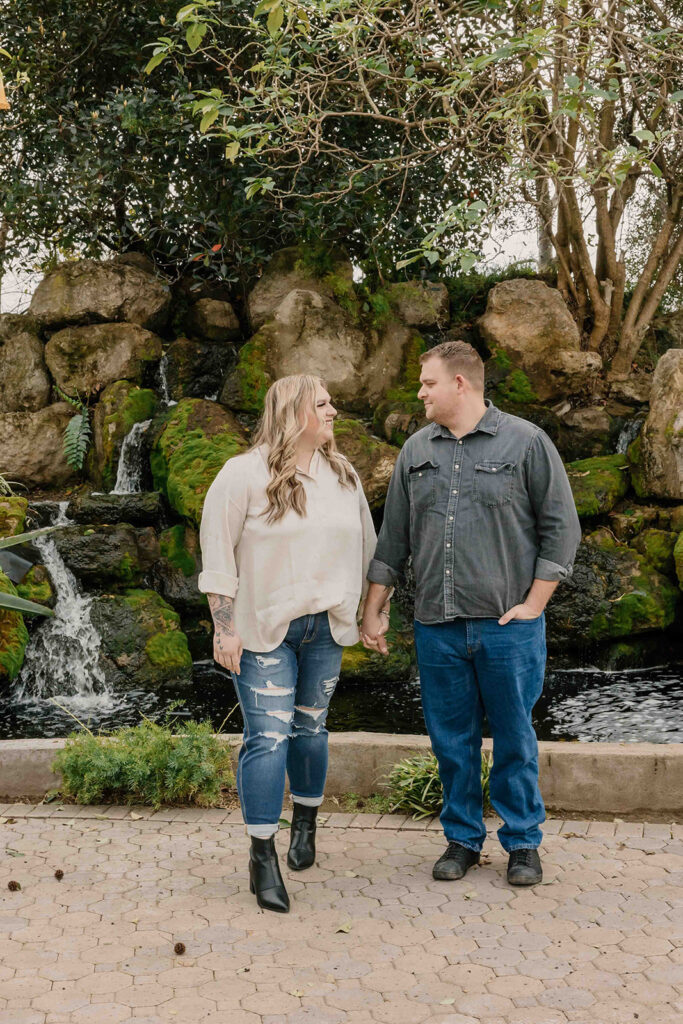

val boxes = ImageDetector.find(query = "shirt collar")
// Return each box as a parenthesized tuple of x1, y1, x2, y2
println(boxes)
(428, 400, 501, 440)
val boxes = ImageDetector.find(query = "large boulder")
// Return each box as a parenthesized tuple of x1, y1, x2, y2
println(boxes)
(0, 314, 51, 413)
(90, 588, 192, 690)
(546, 532, 679, 646)
(631, 528, 678, 579)
(628, 348, 683, 500)
(479, 279, 601, 401)
(52, 523, 159, 588)
(565, 454, 630, 517)
(385, 281, 449, 328)
(150, 399, 248, 527)
(45, 323, 162, 399)
(91, 381, 159, 492)
(372, 332, 427, 445)
(29, 258, 171, 331)
(153, 524, 207, 614)
(247, 245, 354, 330)
(0, 404, 77, 488)
(333, 416, 398, 509)
(0, 571, 29, 684)
(163, 336, 236, 402)
(185, 298, 240, 341)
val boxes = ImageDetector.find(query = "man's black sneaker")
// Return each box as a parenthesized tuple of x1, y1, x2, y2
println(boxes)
(432, 842, 480, 881)
(507, 848, 542, 886)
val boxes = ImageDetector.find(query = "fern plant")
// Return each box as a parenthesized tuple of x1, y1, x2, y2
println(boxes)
(56, 386, 92, 471)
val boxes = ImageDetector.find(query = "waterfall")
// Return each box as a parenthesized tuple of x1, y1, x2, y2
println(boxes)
(616, 418, 643, 454)
(14, 502, 110, 703)
(158, 351, 177, 407)
(112, 419, 152, 494)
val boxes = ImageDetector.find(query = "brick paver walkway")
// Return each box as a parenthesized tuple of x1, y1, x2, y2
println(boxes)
(1, 803, 682, 1024)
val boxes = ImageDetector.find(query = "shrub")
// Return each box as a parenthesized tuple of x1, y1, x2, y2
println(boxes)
(386, 750, 493, 819)
(52, 706, 235, 808)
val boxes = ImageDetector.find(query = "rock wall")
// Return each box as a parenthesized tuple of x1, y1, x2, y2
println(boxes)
(1, 250, 682, 689)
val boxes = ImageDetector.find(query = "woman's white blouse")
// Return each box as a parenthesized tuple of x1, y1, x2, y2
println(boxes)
(198, 445, 377, 652)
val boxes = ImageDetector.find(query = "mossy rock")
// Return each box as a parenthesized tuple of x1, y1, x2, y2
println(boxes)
(91, 380, 159, 491)
(631, 529, 678, 579)
(219, 331, 271, 415)
(91, 588, 192, 689)
(156, 524, 208, 613)
(341, 604, 415, 683)
(675, 532, 683, 590)
(333, 416, 398, 510)
(608, 505, 659, 542)
(52, 523, 157, 588)
(0, 496, 28, 537)
(565, 454, 630, 517)
(0, 570, 29, 683)
(15, 565, 54, 609)
(150, 398, 247, 527)
(546, 536, 679, 645)
(658, 505, 683, 533)
(372, 332, 427, 445)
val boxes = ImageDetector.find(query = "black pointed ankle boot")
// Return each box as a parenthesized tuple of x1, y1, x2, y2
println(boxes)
(249, 836, 290, 913)
(287, 802, 318, 871)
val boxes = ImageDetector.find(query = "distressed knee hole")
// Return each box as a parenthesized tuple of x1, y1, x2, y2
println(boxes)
(295, 706, 327, 720)
(256, 730, 289, 751)
(250, 679, 294, 697)
(265, 710, 294, 724)
(321, 676, 339, 695)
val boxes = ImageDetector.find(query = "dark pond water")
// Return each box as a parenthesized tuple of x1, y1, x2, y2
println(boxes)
(2, 656, 682, 743)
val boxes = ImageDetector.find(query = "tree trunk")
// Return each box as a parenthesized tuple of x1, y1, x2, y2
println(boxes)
(536, 176, 554, 272)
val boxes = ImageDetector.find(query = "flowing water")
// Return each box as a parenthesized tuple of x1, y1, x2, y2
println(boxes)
(616, 417, 643, 454)
(111, 419, 152, 494)
(157, 351, 177, 407)
(12, 503, 111, 717)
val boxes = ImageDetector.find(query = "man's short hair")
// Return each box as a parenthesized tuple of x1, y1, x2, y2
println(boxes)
(420, 340, 485, 391)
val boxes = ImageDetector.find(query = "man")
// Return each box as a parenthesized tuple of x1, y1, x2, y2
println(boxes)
(361, 341, 581, 886)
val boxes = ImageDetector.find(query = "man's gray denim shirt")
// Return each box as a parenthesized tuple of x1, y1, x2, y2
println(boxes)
(368, 401, 582, 623)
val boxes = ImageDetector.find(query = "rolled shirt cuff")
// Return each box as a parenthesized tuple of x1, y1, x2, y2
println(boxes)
(197, 569, 238, 598)
(367, 558, 400, 587)
(534, 556, 574, 582)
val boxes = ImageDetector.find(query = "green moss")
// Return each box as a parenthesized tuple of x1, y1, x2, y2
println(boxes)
(160, 525, 196, 577)
(675, 532, 683, 590)
(341, 605, 415, 682)
(587, 548, 679, 640)
(323, 270, 361, 321)
(608, 505, 659, 541)
(0, 497, 28, 538)
(631, 529, 677, 578)
(660, 505, 683, 533)
(566, 454, 631, 517)
(145, 630, 193, 671)
(15, 566, 54, 608)
(491, 346, 512, 372)
(228, 332, 271, 415)
(116, 552, 138, 585)
(372, 332, 427, 442)
(496, 368, 538, 405)
(151, 399, 247, 527)
(0, 571, 29, 682)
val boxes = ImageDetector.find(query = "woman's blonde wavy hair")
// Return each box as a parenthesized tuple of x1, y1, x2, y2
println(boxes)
(250, 374, 357, 523)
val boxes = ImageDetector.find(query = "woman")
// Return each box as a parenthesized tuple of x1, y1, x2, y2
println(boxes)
(198, 374, 378, 913)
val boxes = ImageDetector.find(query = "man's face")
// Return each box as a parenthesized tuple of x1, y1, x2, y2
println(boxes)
(417, 356, 462, 423)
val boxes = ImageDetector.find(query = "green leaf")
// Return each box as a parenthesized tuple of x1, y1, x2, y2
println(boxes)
(144, 53, 166, 75)
(224, 140, 240, 161)
(186, 21, 207, 52)
(0, 591, 54, 617)
(0, 526, 61, 550)
(199, 108, 220, 132)
(565, 74, 580, 90)
(633, 128, 655, 142)
(255, 0, 281, 13)
(669, 91, 683, 103)
(267, 4, 284, 36)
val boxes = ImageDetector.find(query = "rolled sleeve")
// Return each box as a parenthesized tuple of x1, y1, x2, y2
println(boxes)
(368, 447, 411, 584)
(526, 431, 581, 583)
(197, 465, 247, 599)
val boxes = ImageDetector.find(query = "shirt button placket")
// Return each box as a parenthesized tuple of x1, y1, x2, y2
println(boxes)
(444, 442, 461, 618)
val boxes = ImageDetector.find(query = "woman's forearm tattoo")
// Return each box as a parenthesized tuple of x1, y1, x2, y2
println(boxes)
(207, 594, 236, 636)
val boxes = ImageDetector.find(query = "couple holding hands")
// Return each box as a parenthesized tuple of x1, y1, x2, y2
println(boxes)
(198, 340, 581, 913)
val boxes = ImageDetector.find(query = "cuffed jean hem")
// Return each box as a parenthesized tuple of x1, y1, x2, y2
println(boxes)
(246, 823, 279, 839)
(503, 841, 542, 853)
(291, 793, 324, 807)
(444, 837, 483, 853)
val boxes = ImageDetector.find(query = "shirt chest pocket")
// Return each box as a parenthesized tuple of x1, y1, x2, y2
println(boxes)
(473, 461, 516, 508)
(408, 460, 439, 510)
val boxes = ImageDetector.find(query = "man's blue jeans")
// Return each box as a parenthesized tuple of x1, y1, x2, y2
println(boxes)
(414, 615, 546, 853)
(231, 612, 343, 835)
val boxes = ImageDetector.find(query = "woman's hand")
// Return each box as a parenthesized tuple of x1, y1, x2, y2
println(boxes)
(360, 600, 391, 655)
(214, 629, 243, 674)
